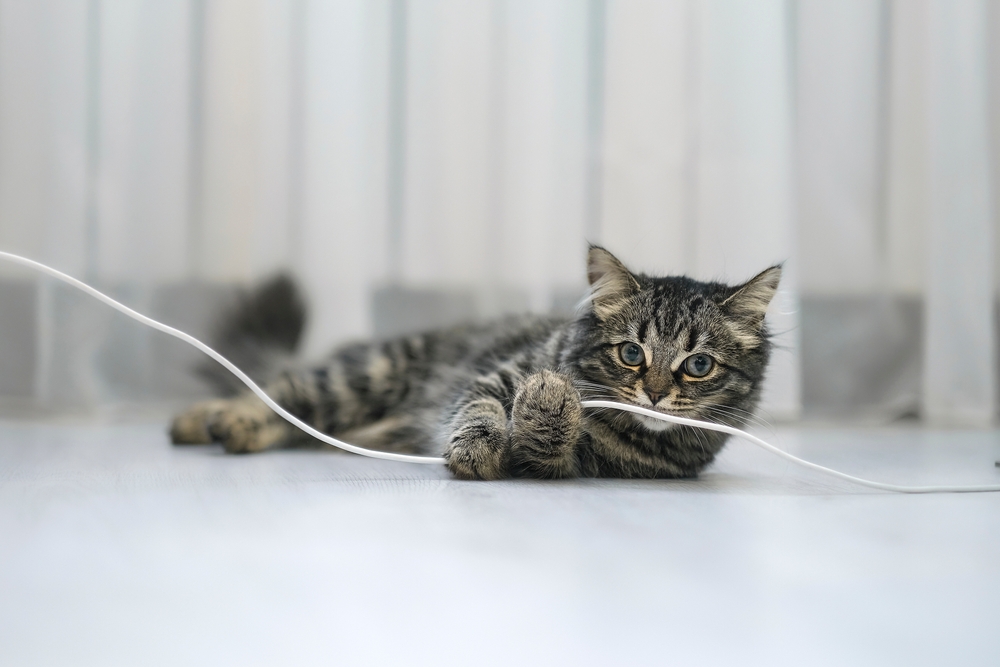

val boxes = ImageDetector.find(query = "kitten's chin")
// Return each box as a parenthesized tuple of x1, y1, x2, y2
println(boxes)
(634, 414, 676, 432)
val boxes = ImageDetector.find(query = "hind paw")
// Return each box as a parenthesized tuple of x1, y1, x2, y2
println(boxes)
(170, 398, 287, 453)
(170, 400, 227, 445)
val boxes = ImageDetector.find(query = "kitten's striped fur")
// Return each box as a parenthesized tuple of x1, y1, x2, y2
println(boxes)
(171, 246, 781, 480)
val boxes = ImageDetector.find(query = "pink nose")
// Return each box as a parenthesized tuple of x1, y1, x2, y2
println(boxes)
(646, 390, 663, 405)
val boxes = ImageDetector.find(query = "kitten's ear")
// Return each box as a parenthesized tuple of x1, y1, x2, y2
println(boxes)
(719, 265, 782, 327)
(586, 246, 640, 319)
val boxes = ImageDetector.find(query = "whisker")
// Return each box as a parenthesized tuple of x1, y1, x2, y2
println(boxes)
(704, 405, 772, 430)
(699, 401, 766, 422)
(699, 406, 758, 428)
(688, 424, 709, 458)
(708, 401, 779, 430)
(699, 404, 776, 436)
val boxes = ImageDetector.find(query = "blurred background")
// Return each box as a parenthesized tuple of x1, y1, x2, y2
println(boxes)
(0, 0, 996, 426)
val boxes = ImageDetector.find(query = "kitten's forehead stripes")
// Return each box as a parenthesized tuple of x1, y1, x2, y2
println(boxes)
(685, 328, 699, 353)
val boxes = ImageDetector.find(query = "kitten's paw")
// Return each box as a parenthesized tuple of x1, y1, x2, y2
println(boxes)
(207, 399, 288, 453)
(510, 370, 582, 478)
(170, 398, 286, 453)
(170, 400, 228, 445)
(444, 398, 509, 480)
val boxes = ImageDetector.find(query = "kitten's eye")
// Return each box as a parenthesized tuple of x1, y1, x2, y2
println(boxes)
(683, 354, 714, 378)
(618, 342, 645, 366)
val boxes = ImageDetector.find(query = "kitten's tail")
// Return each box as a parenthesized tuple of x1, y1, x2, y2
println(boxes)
(196, 274, 307, 396)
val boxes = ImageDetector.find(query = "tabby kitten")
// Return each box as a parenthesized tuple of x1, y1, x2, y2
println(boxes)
(171, 246, 781, 480)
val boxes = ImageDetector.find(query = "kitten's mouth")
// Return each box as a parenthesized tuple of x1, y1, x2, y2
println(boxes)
(635, 414, 675, 432)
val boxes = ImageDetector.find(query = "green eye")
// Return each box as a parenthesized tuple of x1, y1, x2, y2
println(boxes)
(618, 342, 645, 366)
(683, 354, 714, 378)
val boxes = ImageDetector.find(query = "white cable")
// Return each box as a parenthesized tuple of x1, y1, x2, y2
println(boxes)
(581, 400, 1000, 494)
(0, 251, 444, 465)
(3, 250, 999, 492)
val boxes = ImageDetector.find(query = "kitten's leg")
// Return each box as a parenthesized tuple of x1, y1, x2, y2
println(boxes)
(170, 395, 293, 453)
(444, 361, 531, 479)
(508, 370, 582, 479)
(169, 368, 322, 453)
(444, 395, 510, 480)
(171, 339, 418, 453)
(444, 368, 584, 480)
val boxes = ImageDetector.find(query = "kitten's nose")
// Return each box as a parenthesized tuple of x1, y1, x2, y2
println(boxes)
(646, 390, 663, 405)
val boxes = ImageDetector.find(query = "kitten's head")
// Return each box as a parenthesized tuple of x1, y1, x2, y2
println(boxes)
(570, 246, 781, 431)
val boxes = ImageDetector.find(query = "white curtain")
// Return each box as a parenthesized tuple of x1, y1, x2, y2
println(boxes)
(0, 0, 995, 425)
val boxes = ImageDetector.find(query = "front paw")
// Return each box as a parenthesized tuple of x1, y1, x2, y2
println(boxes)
(444, 399, 509, 480)
(509, 371, 581, 478)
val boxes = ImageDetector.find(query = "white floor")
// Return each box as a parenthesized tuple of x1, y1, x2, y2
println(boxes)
(1, 419, 999, 666)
